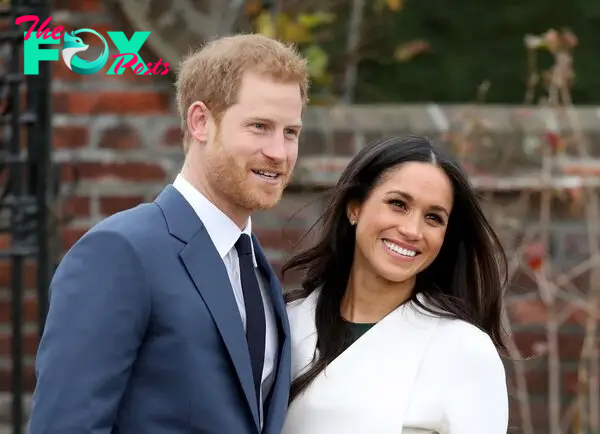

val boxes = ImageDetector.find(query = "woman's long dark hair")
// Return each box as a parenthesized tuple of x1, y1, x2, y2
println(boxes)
(281, 135, 508, 402)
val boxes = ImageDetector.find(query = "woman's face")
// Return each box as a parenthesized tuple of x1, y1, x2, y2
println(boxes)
(348, 162, 454, 285)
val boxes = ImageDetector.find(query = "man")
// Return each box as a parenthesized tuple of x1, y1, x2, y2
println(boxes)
(28, 34, 309, 434)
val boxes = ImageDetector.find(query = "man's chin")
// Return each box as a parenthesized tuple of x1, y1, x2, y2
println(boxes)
(247, 191, 284, 211)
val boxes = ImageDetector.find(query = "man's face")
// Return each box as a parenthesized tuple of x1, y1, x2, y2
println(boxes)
(199, 72, 303, 221)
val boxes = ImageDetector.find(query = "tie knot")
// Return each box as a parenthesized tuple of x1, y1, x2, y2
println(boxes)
(235, 233, 253, 256)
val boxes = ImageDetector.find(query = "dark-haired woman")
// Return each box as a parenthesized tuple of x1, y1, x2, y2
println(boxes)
(281, 136, 509, 434)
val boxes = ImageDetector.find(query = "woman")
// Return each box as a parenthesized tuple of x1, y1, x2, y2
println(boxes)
(280, 135, 509, 434)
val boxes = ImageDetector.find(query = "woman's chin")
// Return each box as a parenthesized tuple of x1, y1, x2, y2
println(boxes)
(376, 266, 418, 286)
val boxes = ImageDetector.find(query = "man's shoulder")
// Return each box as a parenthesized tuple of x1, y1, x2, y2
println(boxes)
(81, 201, 167, 247)
(98, 199, 160, 226)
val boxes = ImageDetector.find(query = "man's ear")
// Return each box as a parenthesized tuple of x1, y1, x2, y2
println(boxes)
(187, 101, 211, 145)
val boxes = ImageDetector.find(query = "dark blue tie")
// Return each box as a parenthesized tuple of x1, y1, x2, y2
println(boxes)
(235, 234, 266, 408)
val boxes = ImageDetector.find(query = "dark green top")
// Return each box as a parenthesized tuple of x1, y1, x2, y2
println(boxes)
(343, 320, 377, 350)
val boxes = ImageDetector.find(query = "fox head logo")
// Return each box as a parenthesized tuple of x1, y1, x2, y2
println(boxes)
(61, 32, 88, 71)
(61, 29, 108, 75)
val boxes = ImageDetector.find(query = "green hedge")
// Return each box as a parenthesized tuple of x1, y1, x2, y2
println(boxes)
(326, 0, 600, 104)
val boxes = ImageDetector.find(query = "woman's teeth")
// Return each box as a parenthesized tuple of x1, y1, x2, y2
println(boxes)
(383, 240, 417, 257)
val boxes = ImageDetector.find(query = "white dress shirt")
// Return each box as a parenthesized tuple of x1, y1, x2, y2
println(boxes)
(173, 174, 278, 426)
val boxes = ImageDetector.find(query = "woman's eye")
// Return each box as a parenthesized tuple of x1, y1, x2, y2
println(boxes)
(389, 199, 407, 210)
(426, 214, 444, 224)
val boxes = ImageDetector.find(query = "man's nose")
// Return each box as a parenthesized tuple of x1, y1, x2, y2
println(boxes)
(262, 134, 287, 161)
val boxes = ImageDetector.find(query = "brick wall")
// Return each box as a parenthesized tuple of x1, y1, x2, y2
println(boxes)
(6, 0, 600, 430)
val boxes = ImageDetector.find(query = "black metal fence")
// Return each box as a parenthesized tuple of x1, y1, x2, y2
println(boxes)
(1, 0, 53, 431)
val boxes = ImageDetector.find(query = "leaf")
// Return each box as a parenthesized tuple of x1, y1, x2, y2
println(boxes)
(373, 0, 386, 12)
(524, 34, 544, 50)
(244, 0, 262, 16)
(255, 11, 276, 38)
(562, 30, 578, 48)
(386, 0, 404, 11)
(373, 0, 405, 12)
(543, 131, 566, 152)
(313, 71, 333, 87)
(538, 29, 560, 53)
(297, 12, 336, 28)
(525, 241, 546, 272)
(280, 17, 313, 43)
(567, 187, 584, 213)
(303, 45, 329, 80)
(393, 39, 430, 61)
(308, 94, 337, 106)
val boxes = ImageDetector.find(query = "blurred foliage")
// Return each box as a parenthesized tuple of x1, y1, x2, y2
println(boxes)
(245, 0, 429, 103)
(245, 0, 600, 104)
(252, 9, 335, 87)
(353, 0, 600, 104)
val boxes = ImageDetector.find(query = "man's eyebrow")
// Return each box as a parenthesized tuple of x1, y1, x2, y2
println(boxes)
(246, 117, 302, 128)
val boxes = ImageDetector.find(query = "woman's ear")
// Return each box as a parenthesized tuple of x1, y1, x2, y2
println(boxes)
(347, 201, 360, 226)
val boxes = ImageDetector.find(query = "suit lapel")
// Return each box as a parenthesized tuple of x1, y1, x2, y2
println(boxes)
(155, 186, 260, 429)
(253, 235, 288, 336)
(253, 236, 291, 432)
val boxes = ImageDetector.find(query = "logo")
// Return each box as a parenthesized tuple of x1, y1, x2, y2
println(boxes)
(62, 30, 108, 75)
(16, 15, 171, 76)
(114, 0, 215, 76)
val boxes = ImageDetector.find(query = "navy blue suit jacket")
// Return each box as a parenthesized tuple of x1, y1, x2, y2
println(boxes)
(28, 185, 292, 433)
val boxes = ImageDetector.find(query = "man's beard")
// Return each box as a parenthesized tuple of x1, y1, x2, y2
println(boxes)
(206, 137, 290, 213)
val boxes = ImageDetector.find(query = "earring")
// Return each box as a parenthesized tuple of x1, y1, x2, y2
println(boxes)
(350, 219, 356, 225)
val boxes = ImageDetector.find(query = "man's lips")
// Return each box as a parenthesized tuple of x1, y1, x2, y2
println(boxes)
(251, 169, 281, 179)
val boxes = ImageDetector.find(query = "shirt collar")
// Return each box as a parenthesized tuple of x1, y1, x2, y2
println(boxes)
(173, 174, 257, 266)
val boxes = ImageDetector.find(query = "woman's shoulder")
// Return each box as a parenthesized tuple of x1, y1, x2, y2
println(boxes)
(412, 295, 500, 358)
(414, 294, 497, 354)
(437, 316, 492, 340)
(432, 316, 504, 367)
